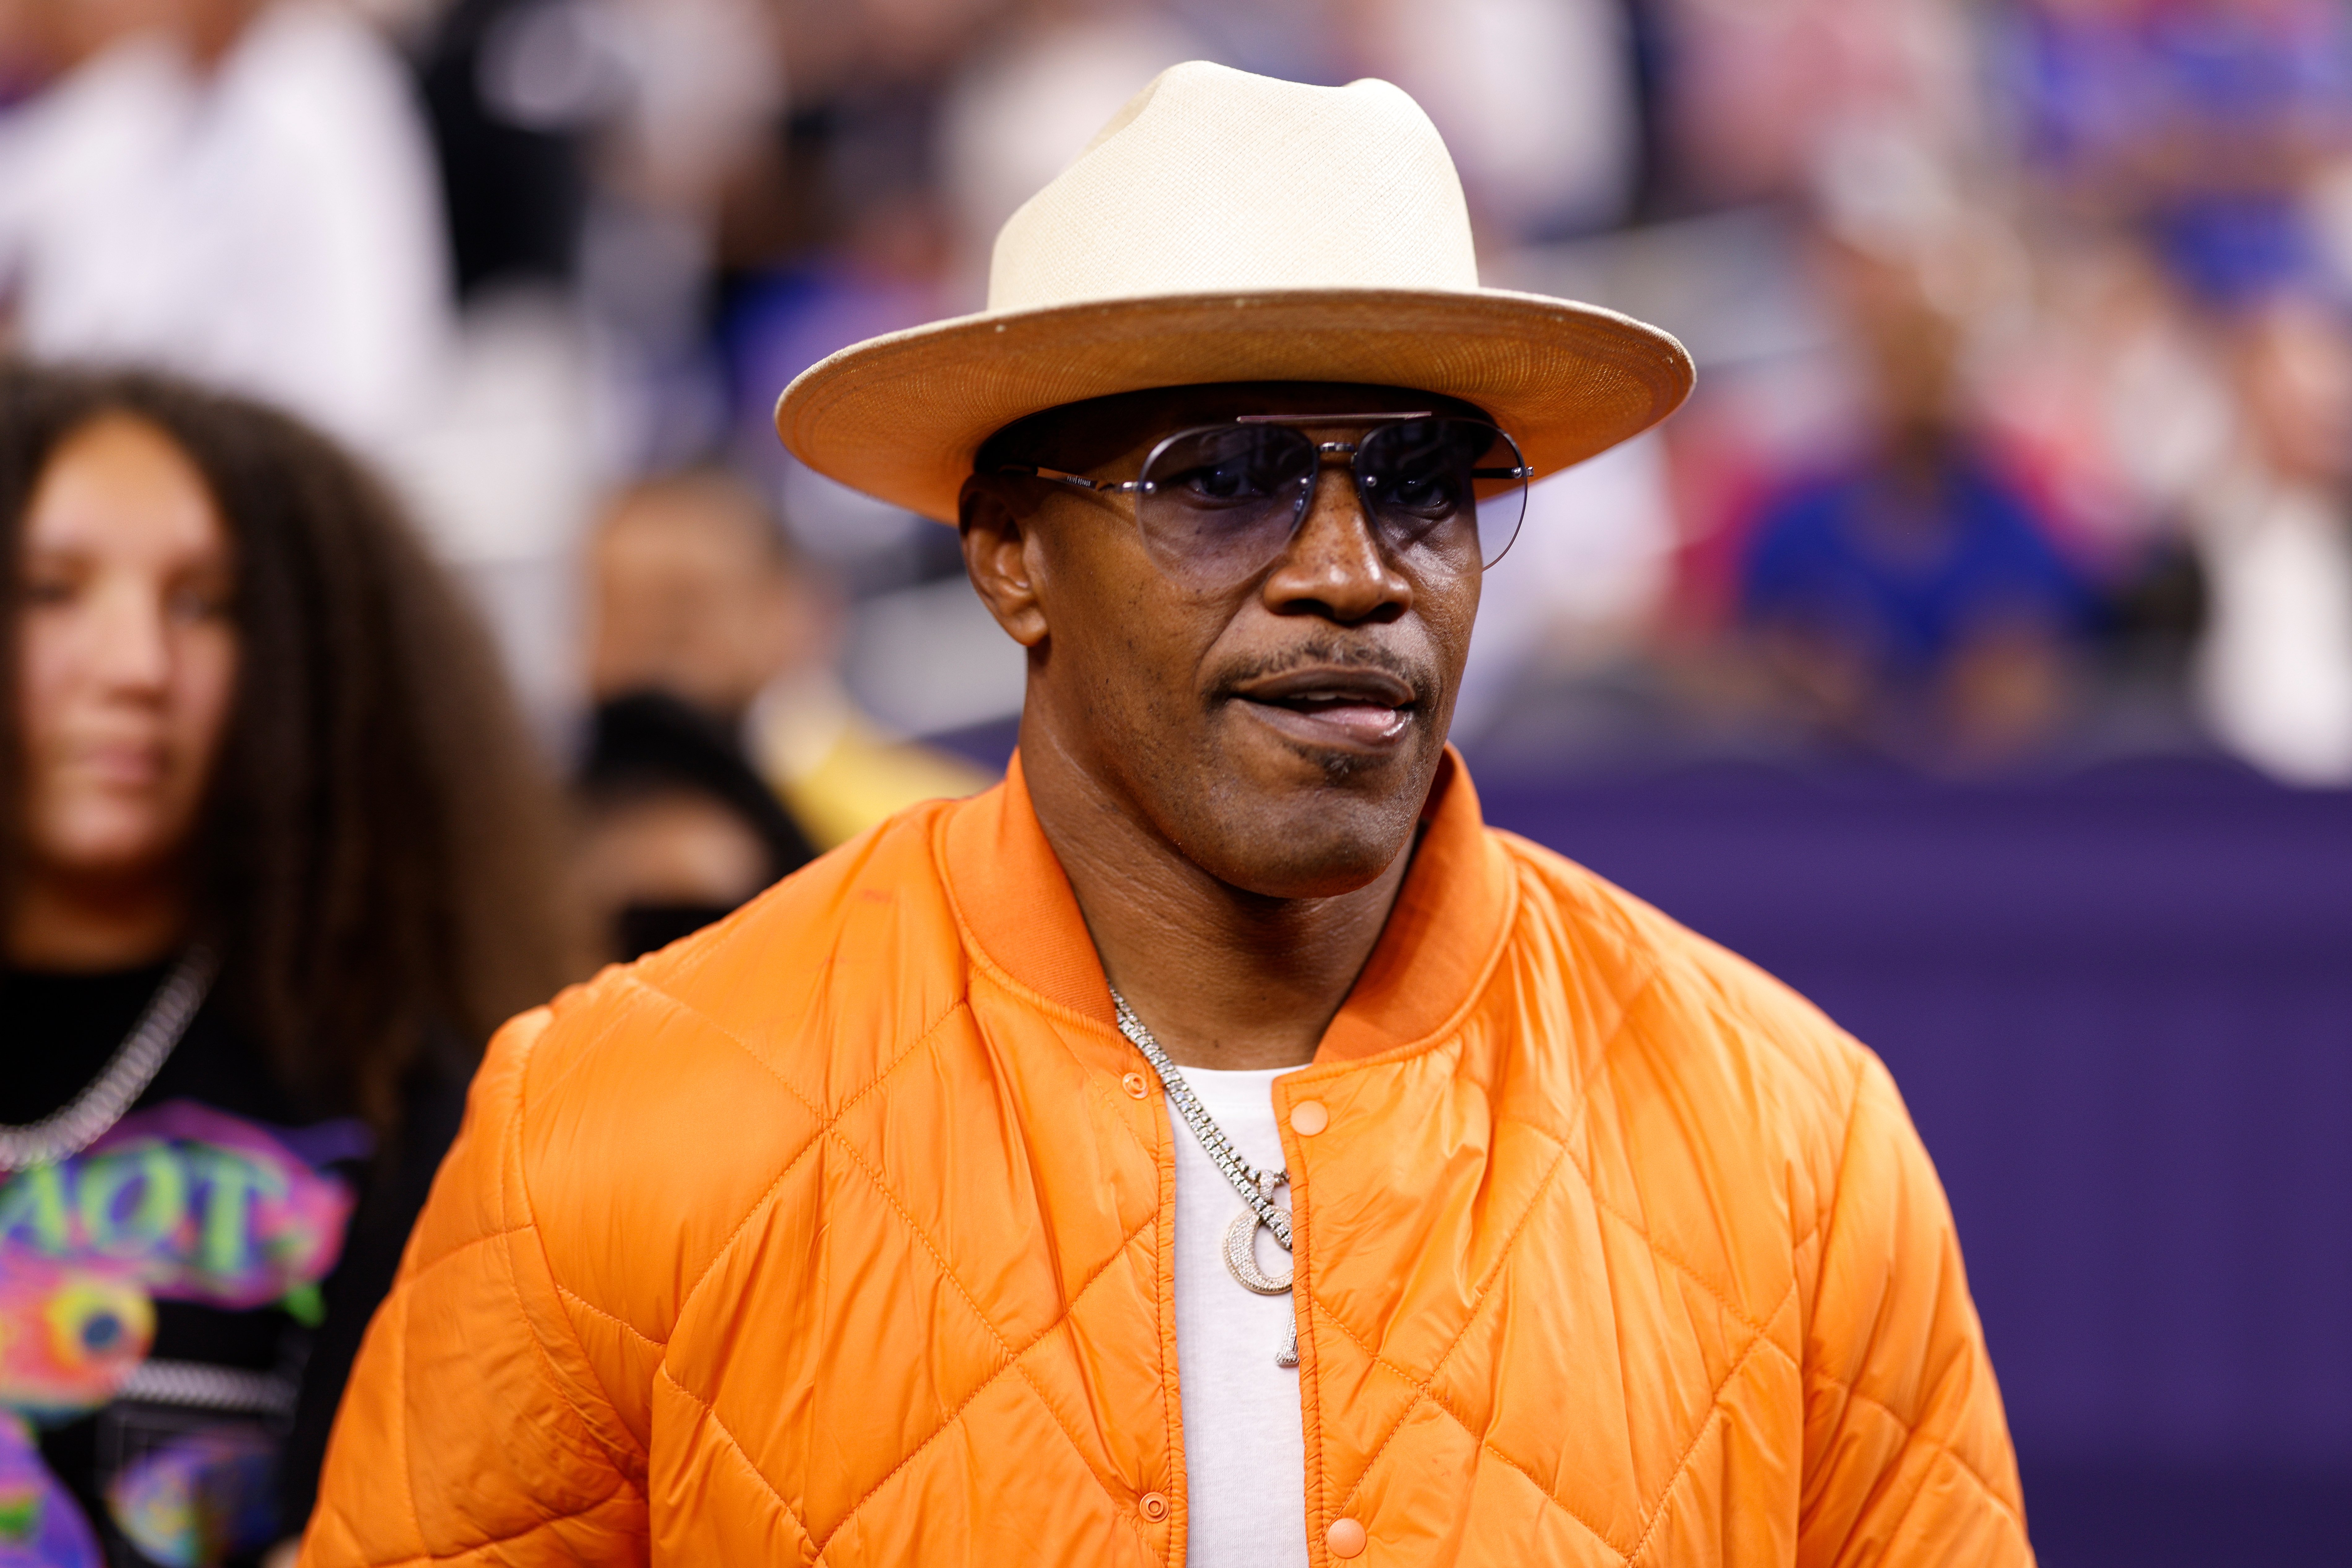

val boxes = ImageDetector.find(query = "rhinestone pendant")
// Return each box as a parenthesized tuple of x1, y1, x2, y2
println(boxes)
(1221, 1172, 1293, 1294)
(1219, 1171, 1301, 1366)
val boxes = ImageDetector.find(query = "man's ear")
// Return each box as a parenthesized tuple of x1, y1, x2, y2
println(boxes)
(959, 476, 1050, 649)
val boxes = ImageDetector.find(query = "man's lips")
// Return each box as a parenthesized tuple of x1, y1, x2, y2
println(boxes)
(1224, 665, 1419, 746)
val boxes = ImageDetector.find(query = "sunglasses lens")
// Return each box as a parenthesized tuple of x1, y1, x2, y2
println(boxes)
(1136, 425, 1316, 588)
(1356, 418, 1527, 569)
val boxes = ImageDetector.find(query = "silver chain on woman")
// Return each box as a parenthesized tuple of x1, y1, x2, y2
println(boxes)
(0, 946, 218, 1173)
(1111, 988, 1301, 1367)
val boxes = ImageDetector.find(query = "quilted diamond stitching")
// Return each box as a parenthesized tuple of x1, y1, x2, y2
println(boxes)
(391, 1222, 534, 1288)
(655, 1365, 820, 1548)
(1627, 1277, 1800, 1564)
(823, 1129, 1025, 1359)
(1468, 1434, 1628, 1558)
(659, 992, 973, 1333)
(1432, 1105, 1805, 1556)
(617, 963, 940, 1130)
(1344, 1272, 1800, 1565)
(1577, 1277, 1800, 1564)
(811, 1211, 1159, 1554)
(1321, 956, 1812, 1553)
(815, 1125, 1154, 1520)
(1309, 1297, 1628, 1557)
(1550, 1121, 1796, 1364)
(328, 1481, 646, 1568)
(1308, 1290, 1422, 1389)
(1316, 965, 1666, 1511)
(1326, 1134, 1577, 1511)
(1808, 1378, 2025, 1530)
(599, 927, 1164, 1554)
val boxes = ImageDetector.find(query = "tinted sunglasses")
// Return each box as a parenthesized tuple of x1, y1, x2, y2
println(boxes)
(998, 414, 1531, 593)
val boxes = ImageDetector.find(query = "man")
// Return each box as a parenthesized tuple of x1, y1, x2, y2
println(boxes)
(583, 468, 988, 850)
(303, 63, 2030, 1566)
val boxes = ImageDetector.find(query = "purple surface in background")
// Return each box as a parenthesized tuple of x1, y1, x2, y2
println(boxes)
(1476, 758, 2352, 1567)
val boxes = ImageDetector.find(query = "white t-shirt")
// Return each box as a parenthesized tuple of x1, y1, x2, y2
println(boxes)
(0, 3, 451, 460)
(1168, 1066, 1309, 1568)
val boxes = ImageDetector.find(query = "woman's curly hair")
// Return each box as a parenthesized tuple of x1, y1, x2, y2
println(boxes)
(0, 361, 582, 1131)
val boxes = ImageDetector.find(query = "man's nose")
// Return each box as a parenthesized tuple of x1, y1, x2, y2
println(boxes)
(1259, 456, 1412, 624)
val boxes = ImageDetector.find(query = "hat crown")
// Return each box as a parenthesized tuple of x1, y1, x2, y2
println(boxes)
(987, 61, 1481, 312)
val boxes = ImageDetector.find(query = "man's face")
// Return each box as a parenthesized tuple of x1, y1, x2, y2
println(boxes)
(961, 382, 1488, 900)
(587, 482, 826, 720)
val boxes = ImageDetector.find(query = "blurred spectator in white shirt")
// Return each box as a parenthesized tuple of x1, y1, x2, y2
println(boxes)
(0, 0, 452, 463)
(938, 2, 1204, 306)
(2193, 294, 2352, 785)
(1342, 0, 1639, 243)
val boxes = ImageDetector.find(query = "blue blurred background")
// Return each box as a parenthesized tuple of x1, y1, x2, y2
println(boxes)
(5, 0, 2348, 1560)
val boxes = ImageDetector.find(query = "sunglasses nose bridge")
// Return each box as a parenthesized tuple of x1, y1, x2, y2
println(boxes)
(1309, 440, 1368, 515)
(1288, 442, 1390, 563)
(1266, 435, 1366, 524)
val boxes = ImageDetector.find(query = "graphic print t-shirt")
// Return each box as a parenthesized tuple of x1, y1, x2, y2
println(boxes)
(0, 962, 465, 1568)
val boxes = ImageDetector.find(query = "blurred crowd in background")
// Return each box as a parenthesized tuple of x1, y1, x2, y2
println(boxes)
(6, 0, 2352, 956)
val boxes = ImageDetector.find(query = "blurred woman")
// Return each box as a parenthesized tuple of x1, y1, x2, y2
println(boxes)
(0, 364, 577, 1567)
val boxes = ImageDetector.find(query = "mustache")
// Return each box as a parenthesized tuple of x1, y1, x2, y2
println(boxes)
(1209, 637, 1433, 703)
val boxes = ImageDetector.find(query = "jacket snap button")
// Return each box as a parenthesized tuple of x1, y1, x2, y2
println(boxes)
(1139, 1491, 1169, 1522)
(1290, 1099, 1329, 1136)
(1326, 1516, 1367, 1557)
(1122, 1072, 1149, 1099)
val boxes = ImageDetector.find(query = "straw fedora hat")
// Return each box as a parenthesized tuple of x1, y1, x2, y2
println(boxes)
(775, 61, 1693, 524)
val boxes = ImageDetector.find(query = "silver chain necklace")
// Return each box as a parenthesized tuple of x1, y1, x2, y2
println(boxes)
(1111, 988, 1300, 1367)
(0, 946, 218, 1173)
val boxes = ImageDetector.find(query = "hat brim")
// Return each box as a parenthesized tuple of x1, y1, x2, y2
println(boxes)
(774, 287, 1694, 524)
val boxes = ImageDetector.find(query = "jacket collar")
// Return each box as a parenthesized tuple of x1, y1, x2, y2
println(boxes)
(939, 746, 1516, 1067)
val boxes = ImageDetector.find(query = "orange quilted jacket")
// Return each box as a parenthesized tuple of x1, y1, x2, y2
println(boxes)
(302, 754, 2030, 1566)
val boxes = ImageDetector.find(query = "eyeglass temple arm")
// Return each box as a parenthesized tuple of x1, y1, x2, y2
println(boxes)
(992, 464, 1145, 494)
